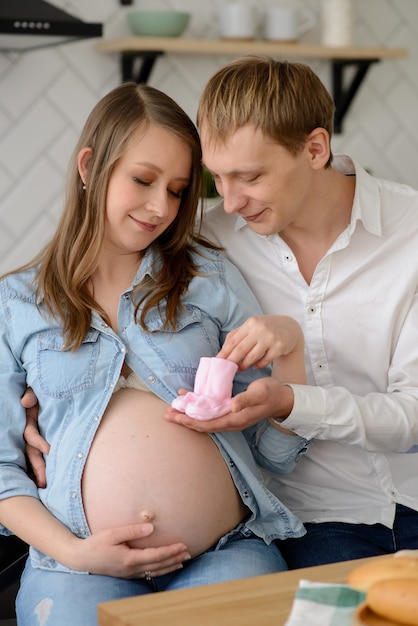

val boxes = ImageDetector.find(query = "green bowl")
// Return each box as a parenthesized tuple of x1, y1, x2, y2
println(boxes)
(127, 10, 191, 37)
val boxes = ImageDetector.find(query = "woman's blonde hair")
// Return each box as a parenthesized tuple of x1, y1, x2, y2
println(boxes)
(11, 83, 212, 350)
(197, 56, 335, 166)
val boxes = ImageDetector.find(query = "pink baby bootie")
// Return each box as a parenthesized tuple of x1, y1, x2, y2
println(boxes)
(171, 357, 238, 420)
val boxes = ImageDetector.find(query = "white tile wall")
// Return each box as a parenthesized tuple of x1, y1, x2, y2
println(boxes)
(0, 0, 417, 273)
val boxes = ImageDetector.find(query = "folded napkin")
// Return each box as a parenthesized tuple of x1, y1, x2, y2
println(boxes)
(284, 580, 366, 626)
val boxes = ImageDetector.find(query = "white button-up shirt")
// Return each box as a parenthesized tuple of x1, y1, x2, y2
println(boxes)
(202, 155, 418, 528)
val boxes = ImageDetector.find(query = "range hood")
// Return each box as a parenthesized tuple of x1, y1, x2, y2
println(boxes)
(0, 0, 102, 51)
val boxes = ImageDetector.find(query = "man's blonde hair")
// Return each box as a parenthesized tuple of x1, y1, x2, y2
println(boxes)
(197, 56, 335, 166)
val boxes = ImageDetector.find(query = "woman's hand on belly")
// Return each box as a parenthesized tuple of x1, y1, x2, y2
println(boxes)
(74, 522, 191, 578)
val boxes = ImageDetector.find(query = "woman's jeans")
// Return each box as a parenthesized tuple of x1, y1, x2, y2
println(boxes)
(16, 527, 285, 626)
(280, 504, 418, 569)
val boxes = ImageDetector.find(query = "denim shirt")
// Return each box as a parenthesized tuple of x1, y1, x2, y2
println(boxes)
(0, 245, 308, 573)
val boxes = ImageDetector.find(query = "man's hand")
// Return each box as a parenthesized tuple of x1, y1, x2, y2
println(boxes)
(217, 315, 304, 371)
(22, 388, 49, 488)
(165, 377, 294, 432)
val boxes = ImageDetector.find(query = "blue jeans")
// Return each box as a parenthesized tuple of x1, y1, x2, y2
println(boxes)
(279, 504, 418, 569)
(16, 527, 285, 626)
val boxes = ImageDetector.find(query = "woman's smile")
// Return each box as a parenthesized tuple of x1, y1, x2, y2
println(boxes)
(129, 215, 159, 232)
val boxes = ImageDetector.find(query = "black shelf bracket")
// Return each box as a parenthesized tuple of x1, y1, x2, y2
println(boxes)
(121, 51, 164, 83)
(332, 58, 380, 133)
(120, 52, 381, 133)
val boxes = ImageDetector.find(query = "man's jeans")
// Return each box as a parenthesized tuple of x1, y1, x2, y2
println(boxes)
(279, 504, 418, 569)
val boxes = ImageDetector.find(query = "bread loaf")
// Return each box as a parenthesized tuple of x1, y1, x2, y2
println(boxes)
(347, 556, 418, 591)
(367, 578, 418, 626)
(349, 556, 418, 625)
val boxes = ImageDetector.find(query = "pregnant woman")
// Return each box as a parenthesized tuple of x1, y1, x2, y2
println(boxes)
(0, 83, 308, 626)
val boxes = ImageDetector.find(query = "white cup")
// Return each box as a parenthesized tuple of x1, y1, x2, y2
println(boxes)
(321, 0, 352, 47)
(218, 3, 258, 40)
(264, 7, 316, 42)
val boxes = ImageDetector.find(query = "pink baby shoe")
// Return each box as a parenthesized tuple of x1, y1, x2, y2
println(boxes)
(171, 357, 238, 420)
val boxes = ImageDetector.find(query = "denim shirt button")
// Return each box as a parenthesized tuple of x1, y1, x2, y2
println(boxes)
(71, 492, 77, 499)
(229, 460, 235, 467)
(243, 491, 250, 498)
(77, 453, 83, 459)
(79, 528, 86, 535)
(148, 376, 156, 384)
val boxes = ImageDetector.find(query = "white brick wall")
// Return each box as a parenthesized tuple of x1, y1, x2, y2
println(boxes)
(0, 0, 417, 272)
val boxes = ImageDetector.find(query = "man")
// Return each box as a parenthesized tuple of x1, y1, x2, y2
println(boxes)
(167, 56, 418, 568)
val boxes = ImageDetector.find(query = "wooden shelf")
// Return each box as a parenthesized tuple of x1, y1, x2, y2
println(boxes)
(96, 37, 408, 132)
(96, 37, 406, 59)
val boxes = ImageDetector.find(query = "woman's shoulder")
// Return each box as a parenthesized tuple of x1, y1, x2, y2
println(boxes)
(188, 244, 258, 310)
(190, 243, 233, 270)
(191, 243, 249, 283)
(0, 266, 39, 301)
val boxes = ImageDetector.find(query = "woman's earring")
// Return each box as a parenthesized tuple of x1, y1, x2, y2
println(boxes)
(82, 183, 86, 190)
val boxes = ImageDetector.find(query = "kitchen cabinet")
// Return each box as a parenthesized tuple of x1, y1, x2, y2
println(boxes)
(96, 37, 407, 132)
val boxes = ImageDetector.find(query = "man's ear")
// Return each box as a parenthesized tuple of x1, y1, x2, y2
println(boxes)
(306, 128, 330, 170)
(78, 147, 93, 186)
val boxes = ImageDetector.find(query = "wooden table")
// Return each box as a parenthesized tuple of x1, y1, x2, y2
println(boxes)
(98, 556, 376, 626)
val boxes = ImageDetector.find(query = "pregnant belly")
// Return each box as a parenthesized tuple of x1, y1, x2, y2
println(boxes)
(82, 388, 248, 558)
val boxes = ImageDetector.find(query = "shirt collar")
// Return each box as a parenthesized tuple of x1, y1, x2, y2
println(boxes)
(233, 213, 248, 232)
(332, 154, 382, 237)
(131, 245, 162, 287)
